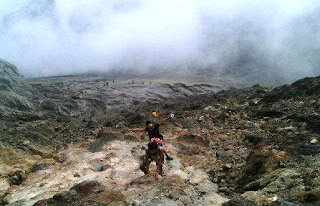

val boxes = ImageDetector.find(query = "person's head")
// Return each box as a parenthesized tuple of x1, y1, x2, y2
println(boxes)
(148, 141, 158, 150)
(146, 121, 153, 129)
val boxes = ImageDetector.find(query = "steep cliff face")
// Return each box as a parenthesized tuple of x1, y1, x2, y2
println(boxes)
(0, 59, 35, 116)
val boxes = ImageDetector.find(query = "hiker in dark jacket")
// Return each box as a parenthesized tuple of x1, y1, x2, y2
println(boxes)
(145, 120, 163, 140)
(129, 120, 173, 160)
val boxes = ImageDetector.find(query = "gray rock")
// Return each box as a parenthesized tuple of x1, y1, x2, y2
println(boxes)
(280, 201, 301, 206)
(70, 180, 104, 195)
(31, 162, 47, 173)
(222, 195, 255, 206)
(179, 196, 192, 205)
(52, 189, 78, 202)
(295, 142, 320, 155)
(0, 178, 10, 197)
(93, 162, 108, 172)
(8, 168, 27, 185)
(244, 135, 263, 145)
(87, 118, 98, 128)
(167, 158, 183, 170)
(5, 199, 27, 206)
(87, 133, 117, 152)
(216, 150, 226, 158)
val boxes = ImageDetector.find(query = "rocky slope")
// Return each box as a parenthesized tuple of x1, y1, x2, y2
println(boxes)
(0, 59, 36, 119)
(0, 59, 319, 206)
(0, 60, 230, 206)
(171, 77, 320, 206)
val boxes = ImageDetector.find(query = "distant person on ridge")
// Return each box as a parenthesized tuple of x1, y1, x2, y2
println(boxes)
(129, 119, 173, 160)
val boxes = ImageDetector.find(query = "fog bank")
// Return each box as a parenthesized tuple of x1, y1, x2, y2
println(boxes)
(0, 0, 319, 83)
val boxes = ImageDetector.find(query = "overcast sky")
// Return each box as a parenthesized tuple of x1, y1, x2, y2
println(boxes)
(0, 0, 319, 80)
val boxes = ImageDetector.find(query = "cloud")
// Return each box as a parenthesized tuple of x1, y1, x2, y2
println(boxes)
(0, 0, 319, 83)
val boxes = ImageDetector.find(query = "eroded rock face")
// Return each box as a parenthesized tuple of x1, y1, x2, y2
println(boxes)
(262, 76, 320, 103)
(0, 59, 36, 123)
(0, 59, 24, 90)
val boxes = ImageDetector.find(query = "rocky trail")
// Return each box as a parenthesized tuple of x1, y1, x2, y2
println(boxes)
(0, 59, 319, 206)
(2, 137, 228, 206)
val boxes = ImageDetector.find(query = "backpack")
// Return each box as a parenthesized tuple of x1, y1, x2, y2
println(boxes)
(149, 137, 163, 148)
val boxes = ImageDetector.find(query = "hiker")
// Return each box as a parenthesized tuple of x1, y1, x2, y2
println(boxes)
(140, 139, 164, 175)
(129, 120, 173, 160)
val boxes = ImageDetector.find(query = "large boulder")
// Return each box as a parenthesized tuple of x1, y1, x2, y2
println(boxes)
(33, 180, 128, 206)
